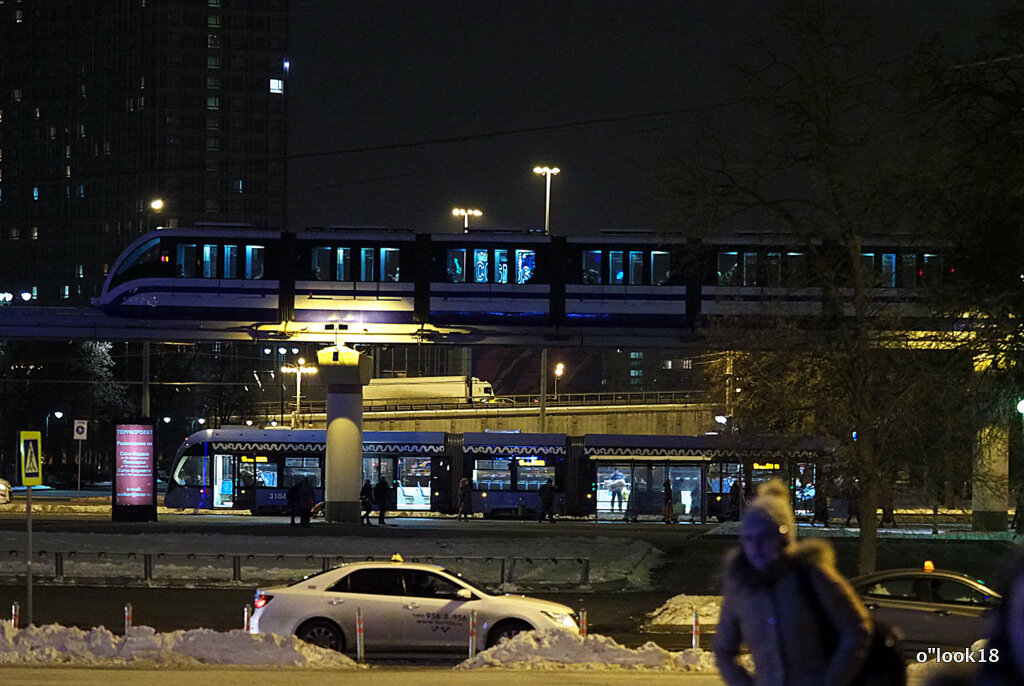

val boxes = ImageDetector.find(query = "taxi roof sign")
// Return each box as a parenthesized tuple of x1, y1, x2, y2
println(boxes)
(391, 553, 404, 563)
(20, 431, 43, 486)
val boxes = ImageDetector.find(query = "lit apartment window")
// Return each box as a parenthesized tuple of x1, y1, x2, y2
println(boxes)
(65, 145, 72, 159)
(32, 187, 39, 201)
(78, 184, 85, 198)
(206, 96, 219, 110)
(15, 9, 22, 23)
(48, 126, 56, 140)
(63, 286, 70, 299)
(77, 124, 86, 138)
(207, 76, 220, 90)
(77, 265, 84, 278)
(31, 287, 37, 300)
(206, 118, 220, 131)
(138, 96, 144, 109)
(80, 84, 86, 98)
(208, 0, 221, 7)
(34, 107, 40, 120)
(10, 228, 19, 240)
(269, 78, 284, 94)
(206, 137, 220, 151)
(12, 89, 21, 102)
(207, 34, 220, 48)
(236, 179, 243, 193)
(207, 56, 221, 69)
(208, 15, 220, 28)
(103, 141, 111, 155)
(65, 165, 71, 178)
(31, 227, 38, 240)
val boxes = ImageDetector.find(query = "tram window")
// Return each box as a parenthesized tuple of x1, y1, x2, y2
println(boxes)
(628, 251, 643, 285)
(311, 246, 331, 281)
(900, 254, 917, 288)
(473, 458, 510, 490)
(515, 249, 535, 284)
(495, 249, 508, 284)
(786, 252, 807, 287)
(609, 251, 624, 284)
(359, 247, 375, 281)
(202, 244, 219, 278)
(742, 252, 758, 286)
(245, 245, 265, 279)
(176, 243, 198, 278)
(174, 454, 208, 487)
(650, 251, 669, 285)
(517, 460, 554, 491)
(922, 254, 942, 286)
(256, 462, 278, 487)
(114, 238, 161, 277)
(717, 252, 738, 286)
(337, 247, 351, 281)
(765, 252, 781, 287)
(223, 245, 239, 278)
(582, 250, 602, 284)
(881, 253, 896, 288)
(380, 247, 400, 282)
(283, 457, 321, 487)
(860, 253, 876, 285)
(447, 249, 466, 283)
(473, 248, 489, 283)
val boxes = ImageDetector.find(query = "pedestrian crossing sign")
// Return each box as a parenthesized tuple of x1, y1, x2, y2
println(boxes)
(20, 431, 42, 486)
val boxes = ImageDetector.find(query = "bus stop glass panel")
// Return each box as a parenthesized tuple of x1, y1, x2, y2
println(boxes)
(245, 245, 264, 279)
(473, 249, 489, 283)
(213, 453, 234, 508)
(380, 247, 400, 282)
(515, 250, 535, 284)
(609, 251, 624, 284)
(473, 459, 510, 490)
(311, 246, 331, 280)
(597, 464, 630, 513)
(669, 465, 704, 520)
(336, 247, 351, 281)
(447, 249, 466, 283)
(359, 248, 375, 282)
(202, 244, 219, 278)
(516, 457, 554, 491)
(495, 249, 508, 284)
(396, 457, 430, 510)
(629, 251, 643, 285)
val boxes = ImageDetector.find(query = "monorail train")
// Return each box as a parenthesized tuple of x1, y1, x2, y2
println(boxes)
(96, 225, 952, 327)
(166, 427, 827, 520)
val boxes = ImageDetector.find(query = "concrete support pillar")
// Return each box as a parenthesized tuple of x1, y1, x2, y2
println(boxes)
(316, 345, 374, 523)
(972, 423, 1009, 531)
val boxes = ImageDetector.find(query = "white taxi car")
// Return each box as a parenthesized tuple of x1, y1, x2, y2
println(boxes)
(250, 556, 578, 653)
(0, 478, 11, 504)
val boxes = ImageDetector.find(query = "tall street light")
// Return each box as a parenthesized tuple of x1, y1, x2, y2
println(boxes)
(533, 166, 560, 235)
(281, 357, 318, 428)
(452, 208, 482, 232)
(553, 362, 565, 400)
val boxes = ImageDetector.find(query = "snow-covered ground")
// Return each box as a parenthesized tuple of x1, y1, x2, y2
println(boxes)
(0, 530, 661, 590)
(0, 622, 361, 668)
(644, 595, 722, 628)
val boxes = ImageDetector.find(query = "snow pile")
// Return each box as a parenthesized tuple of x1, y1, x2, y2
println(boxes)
(643, 594, 722, 628)
(457, 628, 720, 671)
(0, 623, 363, 668)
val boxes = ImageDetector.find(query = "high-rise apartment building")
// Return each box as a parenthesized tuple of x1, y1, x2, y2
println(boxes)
(0, 0, 288, 304)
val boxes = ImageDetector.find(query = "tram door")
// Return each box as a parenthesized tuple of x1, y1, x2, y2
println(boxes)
(362, 456, 396, 507)
(212, 453, 234, 508)
(235, 457, 257, 511)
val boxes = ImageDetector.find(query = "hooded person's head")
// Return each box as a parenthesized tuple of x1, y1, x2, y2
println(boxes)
(739, 479, 797, 571)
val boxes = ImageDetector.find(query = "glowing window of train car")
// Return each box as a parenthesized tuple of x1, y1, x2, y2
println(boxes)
(786, 252, 806, 287)
(337, 247, 351, 281)
(718, 251, 738, 285)
(516, 457, 553, 491)
(177, 244, 198, 278)
(609, 251, 624, 284)
(359, 247, 375, 281)
(113, 238, 161, 277)
(582, 250, 602, 284)
(742, 252, 758, 286)
(650, 251, 669, 285)
(245, 245, 265, 279)
(515, 249, 536, 284)
(223, 245, 239, 278)
(473, 458, 510, 490)
(311, 246, 331, 281)
(447, 249, 466, 283)
(881, 253, 896, 288)
(900, 254, 916, 288)
(495, 249, 508, 284)
(628, 251, 643, 285)
(380, 247, 400, 282)
(860, 253, 876, 285)
(202, 244, 219, 278)
(473, 249, 489, 283)
(922, 254, 942, 286)
(173, 453, 208, 487)
(283, 457, 321, 487)
(765, 252, 781, 287)
(256, 462, 278, 487)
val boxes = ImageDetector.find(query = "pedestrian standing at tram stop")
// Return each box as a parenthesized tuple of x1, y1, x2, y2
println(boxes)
(296, 476, 316, 528)
(373, 475, 392, 526)
(359, 479, 373, 525)
(714, 479, 875, 686)
(457, 477, 472, 521)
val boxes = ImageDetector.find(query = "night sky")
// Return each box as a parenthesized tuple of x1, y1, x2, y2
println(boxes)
(286, 1, 1010, 235)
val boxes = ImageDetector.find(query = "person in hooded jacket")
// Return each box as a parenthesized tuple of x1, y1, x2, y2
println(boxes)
(296, 476, 316, 528)
(714, 479, 873, 686)
(359, 478, 373, 525)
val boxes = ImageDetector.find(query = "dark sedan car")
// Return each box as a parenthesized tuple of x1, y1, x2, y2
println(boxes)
(849, 567, 1000, 652)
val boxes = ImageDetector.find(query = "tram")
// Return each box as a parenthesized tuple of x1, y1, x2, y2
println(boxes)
(165, 427, 828, 519)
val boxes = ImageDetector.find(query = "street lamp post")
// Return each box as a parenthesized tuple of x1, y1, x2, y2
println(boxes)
(553, 362, 564, 401)
(532, 166, 560, 235)
(281, 357, 318, 428)
(452, 208, 482, 232)
(45, 411, 64, 463)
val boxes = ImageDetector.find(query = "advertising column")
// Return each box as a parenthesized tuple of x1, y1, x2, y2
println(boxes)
(112, 422, 158, 522)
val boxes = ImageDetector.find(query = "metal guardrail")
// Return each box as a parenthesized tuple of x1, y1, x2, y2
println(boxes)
(1, 550, 591, 588)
